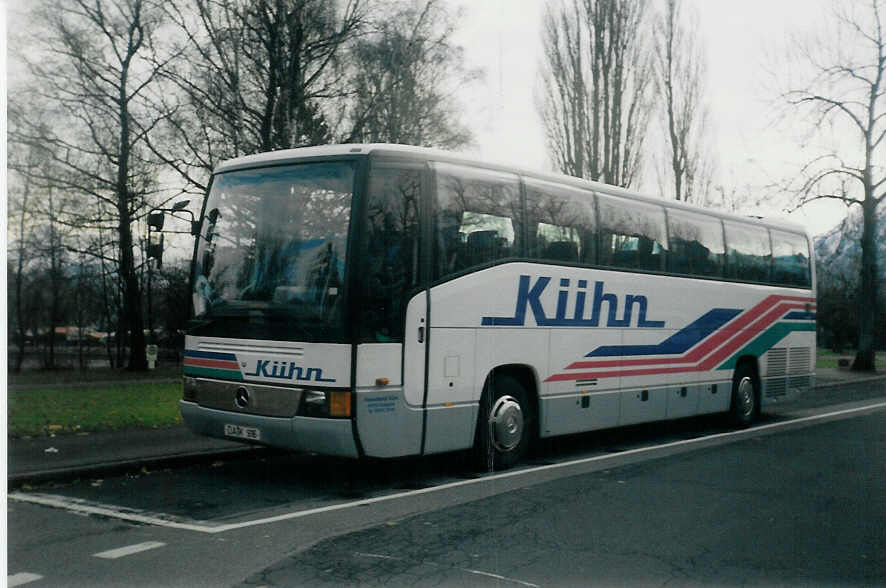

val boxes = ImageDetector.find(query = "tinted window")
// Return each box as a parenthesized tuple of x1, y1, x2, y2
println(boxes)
(360, 165, 422, 342)
(433, 163, 521, 280)
(771, 230, 811, 287)
(191, 162, 353, 341)
(525, 179, 596, 264)
(598, 194, 668, 272)
(667, 209, 725, 277)
(724, 221, 771, 282)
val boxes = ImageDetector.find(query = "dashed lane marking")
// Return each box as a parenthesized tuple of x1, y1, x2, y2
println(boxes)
(9, 399, 886, 534)
(94, 541, 166, 559)
(8, 573, 44, 587)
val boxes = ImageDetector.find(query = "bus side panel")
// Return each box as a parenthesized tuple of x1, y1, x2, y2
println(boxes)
(542, 328, 621, 437)
(423, 327, 476, 454)
(354, 343, 423, 458)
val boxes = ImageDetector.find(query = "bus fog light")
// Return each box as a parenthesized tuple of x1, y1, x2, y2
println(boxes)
(183, 377, 198, 401)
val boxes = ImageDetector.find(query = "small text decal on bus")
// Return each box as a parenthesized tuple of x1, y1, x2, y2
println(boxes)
(481, 275, 665, 328)
(245, 360, 336, 382)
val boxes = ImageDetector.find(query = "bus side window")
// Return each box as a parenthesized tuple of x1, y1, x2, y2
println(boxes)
(360, 166, 422, 342)
(525, 178, 596, 265)
(597, 194, 668, 272)
(667, 208, 725, 278)
(434, 163, 521, 280)
(771, 230, 811, 287)
(724, 221, 772, 283)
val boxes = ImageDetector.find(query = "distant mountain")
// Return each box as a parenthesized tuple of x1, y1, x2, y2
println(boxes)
(813, 206, 886, 285)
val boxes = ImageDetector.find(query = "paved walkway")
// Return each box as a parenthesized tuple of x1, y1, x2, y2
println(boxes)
(7, 368, 885, 486)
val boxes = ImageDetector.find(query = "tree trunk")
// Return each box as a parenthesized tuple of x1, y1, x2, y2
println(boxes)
(852, 187, 878, 371)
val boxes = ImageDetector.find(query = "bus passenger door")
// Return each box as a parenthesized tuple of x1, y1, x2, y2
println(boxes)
(403, 292, 427, 408)
(354, 160, 428, 458)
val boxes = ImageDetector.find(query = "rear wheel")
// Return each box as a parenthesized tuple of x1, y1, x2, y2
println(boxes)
(729, 362, 759, 427)
(473, 373, 534, 471)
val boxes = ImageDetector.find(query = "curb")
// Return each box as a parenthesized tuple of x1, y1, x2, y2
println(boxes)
(813, 374, 886, 390)
(7, 446, 274, 489)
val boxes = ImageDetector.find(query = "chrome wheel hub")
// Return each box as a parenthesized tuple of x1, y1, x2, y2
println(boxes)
(738, 376, 754, 417)
(489, 395, 523, 452)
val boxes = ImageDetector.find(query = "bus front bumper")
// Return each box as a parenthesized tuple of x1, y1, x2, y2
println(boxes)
(179, 400, 359, 458)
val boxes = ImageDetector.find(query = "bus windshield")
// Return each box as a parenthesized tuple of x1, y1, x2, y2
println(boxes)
(191, 161, 354, 341)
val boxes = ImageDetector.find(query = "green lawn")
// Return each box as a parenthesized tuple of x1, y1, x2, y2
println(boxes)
(816, 350, 882, 369)
(8, 380, 183, 438)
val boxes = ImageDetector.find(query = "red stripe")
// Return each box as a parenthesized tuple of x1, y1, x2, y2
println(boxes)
(695, 301, 808, 371)
(548, 298, 814, 383)
(565, 297, 813, 371)
(183, 358, 240, 370)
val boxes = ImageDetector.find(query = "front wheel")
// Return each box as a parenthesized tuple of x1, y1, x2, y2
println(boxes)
(729, 363, 759, 427)
(472, 374, 534, 471)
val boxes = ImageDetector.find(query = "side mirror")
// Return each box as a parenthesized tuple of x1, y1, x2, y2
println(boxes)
(148, 212, 165, 231)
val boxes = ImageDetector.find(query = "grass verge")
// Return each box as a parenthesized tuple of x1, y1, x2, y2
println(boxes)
(8, 381, 183, 438)
(816, 350, 882, 370)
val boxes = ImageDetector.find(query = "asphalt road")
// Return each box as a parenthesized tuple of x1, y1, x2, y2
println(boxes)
(8, 384, 886, 587)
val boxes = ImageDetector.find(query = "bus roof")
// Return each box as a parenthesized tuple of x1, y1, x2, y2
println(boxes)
(213, 143, 808, 236)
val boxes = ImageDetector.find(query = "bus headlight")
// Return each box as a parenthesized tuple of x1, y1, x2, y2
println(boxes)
(301, 390, 352, 418)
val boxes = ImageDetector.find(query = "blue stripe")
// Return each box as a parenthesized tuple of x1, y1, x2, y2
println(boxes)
(783, 311, 816, 321)
(184, 350, 238, 361)
(585, 308, 743, 358)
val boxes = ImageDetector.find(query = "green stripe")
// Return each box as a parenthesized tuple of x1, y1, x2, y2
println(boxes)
(183, 366, 244, 381)
(717, 322, 816, 370)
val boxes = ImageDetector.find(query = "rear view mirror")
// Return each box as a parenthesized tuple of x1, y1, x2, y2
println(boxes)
(148, 212, 165, 231)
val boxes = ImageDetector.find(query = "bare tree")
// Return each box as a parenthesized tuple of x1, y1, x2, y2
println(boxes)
(782, 0, 885, 371)
(7, 143, 45, 372)
(343, 0, 475, 149)
(651, 0, 712, 203)
(539, 0, 653, 188)
(9, 0, 179, 370)
(159, 0, 365, 191)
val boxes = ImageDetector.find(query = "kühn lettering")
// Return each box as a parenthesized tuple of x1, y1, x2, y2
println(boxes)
(246, 360, 336, 382)
(481, 275, 665, 328)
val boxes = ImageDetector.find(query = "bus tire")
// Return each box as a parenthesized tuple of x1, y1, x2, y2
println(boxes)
(473, 373, 533, 471)
(729, 362, 759, 427)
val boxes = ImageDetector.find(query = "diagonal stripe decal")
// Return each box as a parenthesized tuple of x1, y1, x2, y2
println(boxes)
(583, 308, 742, 358)
(547, 294, 815, 382)
(183, 350, 244, 380)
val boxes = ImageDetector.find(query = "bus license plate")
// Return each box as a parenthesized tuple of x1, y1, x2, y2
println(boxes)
(224, 424, 261, 441)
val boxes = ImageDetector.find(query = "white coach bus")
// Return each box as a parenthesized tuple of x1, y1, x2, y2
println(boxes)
(179, 144, 816, 469)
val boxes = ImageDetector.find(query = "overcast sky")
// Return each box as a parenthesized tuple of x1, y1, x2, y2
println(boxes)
(446, 0, 848, 236)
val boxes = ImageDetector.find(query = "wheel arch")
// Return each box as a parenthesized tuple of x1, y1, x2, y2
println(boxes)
(475, 363, 540, 439)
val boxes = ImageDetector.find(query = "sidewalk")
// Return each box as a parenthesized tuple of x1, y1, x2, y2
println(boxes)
(8, 368, 886, 487)
(8, 426, 262, 486)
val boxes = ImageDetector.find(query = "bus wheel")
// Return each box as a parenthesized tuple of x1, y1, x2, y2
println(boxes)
(729, 363, 759, 427)
(473, 374, 533, 471)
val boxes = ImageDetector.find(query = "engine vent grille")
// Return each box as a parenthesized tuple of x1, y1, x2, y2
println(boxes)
(789, 347, 811, 374)
(767, 348, 788, 377)
(766, 377, 787, 398)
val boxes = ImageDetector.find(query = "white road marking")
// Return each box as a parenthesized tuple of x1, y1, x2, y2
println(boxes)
(466, 569, 540, 587)
(8, 573, 43, 587)
(93, 541, 166, 559)
(354, 552, 540, 587)
(10, 399, 886, 534)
